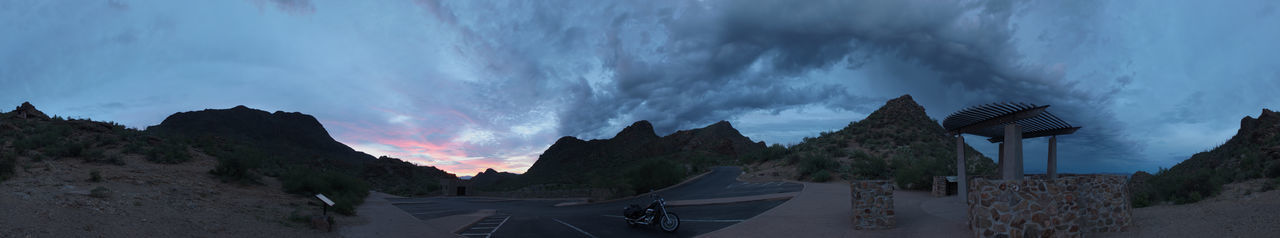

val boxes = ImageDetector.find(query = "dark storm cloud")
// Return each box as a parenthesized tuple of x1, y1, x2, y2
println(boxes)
(547, 0, 1138, 165)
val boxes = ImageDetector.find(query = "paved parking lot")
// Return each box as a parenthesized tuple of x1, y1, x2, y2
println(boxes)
(390, 166, 800, 237)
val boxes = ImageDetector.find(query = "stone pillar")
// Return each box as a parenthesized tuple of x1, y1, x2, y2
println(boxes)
(1048, 135, 1057, 180)
(851, 180, 895, 230)
(1002, 124, 1023, 180)
(956, 134, 967, 201)
(997, 142, 1005, 178)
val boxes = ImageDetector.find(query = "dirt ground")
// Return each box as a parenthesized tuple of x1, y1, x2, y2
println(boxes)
(0, 149, 353, 238)
(1096, 178, 1280, 238)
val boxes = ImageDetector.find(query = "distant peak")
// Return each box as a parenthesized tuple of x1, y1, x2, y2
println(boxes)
(231, 105, 252, 110)
(711, 120, 732, 128)
(629, 120, 654, 129)
(1262, 108, 1278, 119)
(9, 101, 49, 120)
(885, 94, 920, 107)
(484, 168, 497, 174)
(614, 120, 658, 140)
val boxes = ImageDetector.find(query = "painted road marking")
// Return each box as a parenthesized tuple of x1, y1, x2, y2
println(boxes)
(553, 218, 598, 238)
(601, 215, 744, 223)
(457, 215, 510, 238)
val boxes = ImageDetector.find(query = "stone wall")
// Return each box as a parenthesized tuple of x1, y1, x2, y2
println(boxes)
(851, 180, 895, 230)
(932, 176, 947, 197)
(968, 175, 1131, 237)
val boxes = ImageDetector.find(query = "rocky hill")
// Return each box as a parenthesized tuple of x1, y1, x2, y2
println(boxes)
(145, 106, 457, 197)
(742, 95, 997, 189)
(1130, 109, 1280, 207)
(0, 103, 337, 236)
(511, 120, 765, 194)
(469, 168, 520, 191)
(146, 106, 373, 166)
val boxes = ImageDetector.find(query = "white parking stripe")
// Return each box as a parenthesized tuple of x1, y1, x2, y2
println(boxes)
(601, 215, 744, 223)
(553, 218, 598, 238)
(683, 219, 746, 222)
(487, 216, 510, 238)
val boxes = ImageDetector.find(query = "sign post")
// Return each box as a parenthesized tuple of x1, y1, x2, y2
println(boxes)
(316, 194, 335, 216)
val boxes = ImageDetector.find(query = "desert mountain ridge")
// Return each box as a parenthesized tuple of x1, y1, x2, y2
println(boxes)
(0, 102, 340, 237)
(1129, 108, 1280, 206)
(477, 119, 765, 193)
(742, 95, 997, 189)
(144, 105, 458, 197)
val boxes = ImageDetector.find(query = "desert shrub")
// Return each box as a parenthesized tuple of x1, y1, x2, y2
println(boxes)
(0, 151, 15, 181)
(812, 170, 833, 182)
(798, 154, 839, 178)
(122, 140, 146, 155)
(44, 140, 86, 158)
(622, 159, 687, 195)
(1265, 178, 1280, 192)
(147, 142, 191, 164)
(1130, 189, 1152, 208)
(1266, 162, 1280, 178)
(742, 144, 789, 164)
(90, 186, 111, 198)
(81, 147, 124, 165)
(1142, 168, 1225, 205)
(210, 154, 263, 184)
(281, 167, 369, 216)
(89, 170, 103, 182)
(850, 151, 890, 180)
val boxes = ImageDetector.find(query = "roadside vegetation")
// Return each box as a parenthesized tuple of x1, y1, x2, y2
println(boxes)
(739, 96, 997, 189)
(190, 138, 373, 215)
(1131, 143, 1280, 207)
(281, 167, 369, 215)
(1130, 110, 1280, 207)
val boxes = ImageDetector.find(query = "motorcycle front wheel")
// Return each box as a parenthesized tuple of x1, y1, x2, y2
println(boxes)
(660, 212, 680, 232)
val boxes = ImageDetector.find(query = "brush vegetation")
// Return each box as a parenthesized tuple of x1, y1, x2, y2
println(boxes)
(1130, 109, 1280, 207)
(742, 95, 996, 189)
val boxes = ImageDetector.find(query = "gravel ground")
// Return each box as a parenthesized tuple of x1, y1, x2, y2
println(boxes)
(0, 149, 345, 238)
(1096, 179, 1280, 238)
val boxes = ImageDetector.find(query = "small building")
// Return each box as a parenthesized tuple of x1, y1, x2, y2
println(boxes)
(440, 179, 471, 196)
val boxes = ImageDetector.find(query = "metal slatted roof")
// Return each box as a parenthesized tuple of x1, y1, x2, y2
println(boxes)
(943, 102, 1080, 143)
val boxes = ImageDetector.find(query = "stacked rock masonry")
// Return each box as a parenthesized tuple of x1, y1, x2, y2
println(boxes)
(851, 180, 895, 230)
(967, 175, 1131, 237)
(932, 176, 948, 197)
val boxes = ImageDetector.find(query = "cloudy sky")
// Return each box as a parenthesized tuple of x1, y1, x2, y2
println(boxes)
(3, 0, 1278, 176)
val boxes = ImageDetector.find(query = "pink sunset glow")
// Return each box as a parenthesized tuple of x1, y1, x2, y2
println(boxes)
(323, 106, 549, 176)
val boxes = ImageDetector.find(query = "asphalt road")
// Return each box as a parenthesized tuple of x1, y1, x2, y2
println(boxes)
(388, 166, 801, 238)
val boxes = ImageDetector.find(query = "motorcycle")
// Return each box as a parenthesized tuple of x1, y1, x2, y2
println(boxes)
(622, 193, 680, 232)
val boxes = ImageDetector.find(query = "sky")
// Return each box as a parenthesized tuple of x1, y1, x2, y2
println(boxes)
(2, 0, 1279, 176)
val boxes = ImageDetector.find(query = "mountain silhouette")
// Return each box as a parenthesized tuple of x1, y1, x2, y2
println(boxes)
(516, 120, 765, 189)
(1130, 109, 1280, 206)
(146, 106, 456, 196)
(749, 94, 997, 188)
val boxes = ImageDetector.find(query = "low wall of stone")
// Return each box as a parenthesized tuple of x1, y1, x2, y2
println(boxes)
(967, 175, 1131, 237)
(932, 176, 947, 197)
(851, 180, 894, 230)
